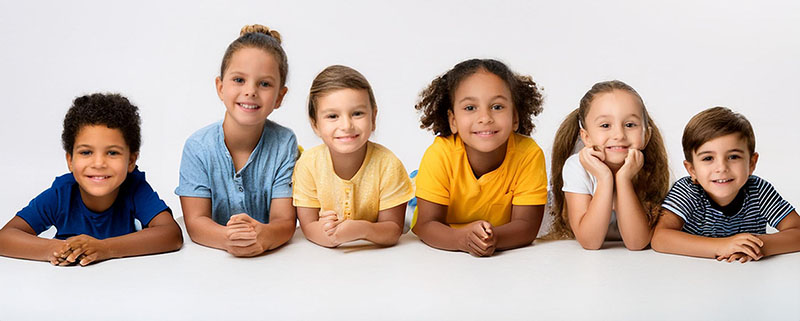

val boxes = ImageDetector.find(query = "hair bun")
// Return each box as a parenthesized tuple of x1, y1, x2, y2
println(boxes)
(240, 24, 282, 44)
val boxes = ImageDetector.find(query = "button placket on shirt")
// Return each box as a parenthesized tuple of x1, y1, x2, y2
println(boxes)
(343, 182, 354, 219)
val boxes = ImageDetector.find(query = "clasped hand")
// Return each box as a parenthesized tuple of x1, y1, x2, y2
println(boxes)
(224, 213, 266, 257)
(50, 235, 110, 266)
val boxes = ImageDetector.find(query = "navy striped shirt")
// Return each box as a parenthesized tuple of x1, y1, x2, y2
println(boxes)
(662, 176, 794, 237)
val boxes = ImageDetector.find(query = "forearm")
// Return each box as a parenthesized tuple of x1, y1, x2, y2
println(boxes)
(184, 216, 230, 250)
(102, 223, 183, 259)
(757, 228, 800, 257)
(493, 220, 539, 250)
(574, 178, 614, 249)
(299, 221, 338, 248)
(412, 220, 464, 252)
(0, 227, 61, 261)
(258, 219, 296, 250)
(614, 178, 653, 250)
(356, 220, 402, 246)
(651, 228, 719, 258)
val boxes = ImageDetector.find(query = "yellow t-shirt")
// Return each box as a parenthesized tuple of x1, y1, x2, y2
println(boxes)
(415, 133, 548, 227)
(292, 142, 415, 222)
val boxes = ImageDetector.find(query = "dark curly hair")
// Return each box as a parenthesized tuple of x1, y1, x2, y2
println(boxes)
(415, 58, 544, 136)
(62, 93, 141, 155)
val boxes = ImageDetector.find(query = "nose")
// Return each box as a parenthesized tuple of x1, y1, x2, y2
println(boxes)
(244, 83, 258, 97)
(477, 107, 494, 124)
(340, 115, 354, 130)
(714, 158, 729, 173)
(91, 153, 106, 168)
(611, 125, 625, 140)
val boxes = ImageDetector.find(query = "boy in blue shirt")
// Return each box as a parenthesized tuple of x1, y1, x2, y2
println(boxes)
(0, 93, 183, 266)
(652, 107, 800, 262)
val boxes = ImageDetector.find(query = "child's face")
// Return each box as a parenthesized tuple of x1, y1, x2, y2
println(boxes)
(312, 88, 375, 157)
(448, 70, 517, 154)
(65, 125, 137, 211)
(579, 90, 647, 168)
(684, 133, 758, 206)
(216, 47, 288, 128)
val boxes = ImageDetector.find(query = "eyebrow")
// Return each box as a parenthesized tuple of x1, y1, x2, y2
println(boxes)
(318, 104, 370, 114)
(696, 148, 745, 156)
(456, 95, 510, 104)
(74, 144, 125, 149)
(226, 71, 277, 81)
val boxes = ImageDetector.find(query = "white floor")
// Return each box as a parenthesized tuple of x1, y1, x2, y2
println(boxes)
(1, 219, 798, 321)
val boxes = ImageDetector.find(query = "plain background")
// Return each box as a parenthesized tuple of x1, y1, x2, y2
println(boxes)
(1, 0, 798, 225)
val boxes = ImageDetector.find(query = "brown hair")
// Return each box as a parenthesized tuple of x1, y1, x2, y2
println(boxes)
(415, 58, 543, 136)
(219, 24, 288, 87)
(307, 65, 377, 125)
(682, 106, 755, 162)
(546, 80, 670, 239)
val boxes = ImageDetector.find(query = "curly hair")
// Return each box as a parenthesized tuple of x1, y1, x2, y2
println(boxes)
(415, 58, 543, 136)
(546, 80, 670, 239)
(62, 93, 141, 155)
(220, 24, 288, 87)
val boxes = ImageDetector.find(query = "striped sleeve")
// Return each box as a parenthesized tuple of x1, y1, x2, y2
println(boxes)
(661, 177, 697, 223)
(752, 176, 795, 227)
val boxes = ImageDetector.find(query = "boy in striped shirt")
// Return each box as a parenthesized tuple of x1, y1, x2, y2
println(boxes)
(652, 107, 800, 262)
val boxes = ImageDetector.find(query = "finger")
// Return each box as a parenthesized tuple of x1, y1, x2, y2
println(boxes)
(466, 241, 486, 257)
(228, 230, 258, 241)
(79, 254, 95, 266)
(746, 234, 764, 248)
(480, 222, 492, 237)
(469, 233, 490, 251)
(741, 239, 762, 256)
(67, 247, 88, 263)
(735, 245, 760, 260)
(228, 238, 258, 247)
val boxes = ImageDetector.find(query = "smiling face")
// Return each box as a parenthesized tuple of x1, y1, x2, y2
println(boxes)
(580, 90, 647, 168)
(684, 133, 758, 206)
(448, 69, 518, 155)
(66, 125, 137, 212)
(312, 88, 376, 157)
(216, 47, 288, 128)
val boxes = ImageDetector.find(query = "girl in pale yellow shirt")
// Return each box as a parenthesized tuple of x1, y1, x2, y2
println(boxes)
(292, 65, 414, 247)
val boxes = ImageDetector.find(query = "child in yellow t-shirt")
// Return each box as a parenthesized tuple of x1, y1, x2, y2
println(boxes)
(412, 59, 548, 257)
(293, 65, 414, 247)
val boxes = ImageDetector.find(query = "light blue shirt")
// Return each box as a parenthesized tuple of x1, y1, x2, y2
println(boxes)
(175, 120, 297, 225)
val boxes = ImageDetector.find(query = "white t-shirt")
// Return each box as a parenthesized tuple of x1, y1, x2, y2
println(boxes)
(561, 154, 621, 240)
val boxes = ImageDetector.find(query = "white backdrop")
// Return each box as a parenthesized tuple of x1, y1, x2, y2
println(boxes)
(1, 0, 798, 224)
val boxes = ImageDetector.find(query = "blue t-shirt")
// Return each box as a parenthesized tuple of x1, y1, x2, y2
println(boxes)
(175, 120, 297, 225)
(16, 167, 170, 240)
(662, 175, 795, 237)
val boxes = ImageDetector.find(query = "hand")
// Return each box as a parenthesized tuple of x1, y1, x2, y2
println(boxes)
(225, 214, 265, 257)
(63, 234, 111, 266)
(49, 240, 78, 266)
(717, 252, 755, 263)
(459, 221, 496, 257)
(616, 148, 644, 181)
(330, 220, 365, 245)
(578, 146, 612, 180)
(715, 233, 764, 261)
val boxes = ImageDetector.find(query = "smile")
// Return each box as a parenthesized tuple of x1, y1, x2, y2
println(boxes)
(335, 134, 360, 142)
(712, 178, 734, 184)
(606, 146, 629, 152)
(473, 130, 498, 137)
(87, 175, 111, 181)
(237, 103, 260, 110)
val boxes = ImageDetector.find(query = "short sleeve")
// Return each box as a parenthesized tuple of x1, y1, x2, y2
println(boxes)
(562, 154, 594, 195)
(512, 146, 548, 205)
(272, 133, 298, 199)
(291, 148, 320, 208)
(415, 137, 451, 206)
(175, 138, 212, 198)
(129, 170, 171, 226)
(661, 178, 696, 222)
(16, 188, 60, 235)
(378, 154, 415, 211)
(753, 177, 796, 227)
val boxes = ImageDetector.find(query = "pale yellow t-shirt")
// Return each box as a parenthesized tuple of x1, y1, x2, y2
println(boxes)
(415, 133, 548, 227)
(292, 142, 415, 222)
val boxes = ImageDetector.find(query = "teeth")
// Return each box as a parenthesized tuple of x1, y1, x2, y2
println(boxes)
(713, 179, 733, 183)
(474, 131, 495, 135)
(239, 103, 258, 109)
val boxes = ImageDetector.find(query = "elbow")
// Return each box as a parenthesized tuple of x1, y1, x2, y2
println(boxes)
(624, 240, 649, 251)
(579, 242, 602, 251)
(650, 232, 667, 253)
(576, 234, 603, 250)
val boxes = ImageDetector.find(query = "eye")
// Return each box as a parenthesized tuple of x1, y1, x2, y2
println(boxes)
(259, 81, 271, 87)
(353, 111, 365, 117)
(232, 77, 244, 83)
(107, 150, 121, 156)
(701, 156, 713, 162)
(464, 105, 475, 111)
(625, 122, 638, 128)
(325, 113, 338, 120)
(728, 154, 741, 160)
(599, 123, 610, 128)
(491, 104, 504, 111)
(78, 150, 91, 156)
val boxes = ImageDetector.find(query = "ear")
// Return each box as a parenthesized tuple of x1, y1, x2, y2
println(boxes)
(748, 152, 759, 175)
(310, 117, 321, 137)
(512, 109, 519, 132)
(273, 86, 289, 110)
(215, 76, 224, 101)
(65, 152, 74, 173)
(683, 159, 697, 182)
(371, 107, 377, 132)
(447, 109, 458, 135)
(643, 126, 652, 149)
(579, 128, 592, 147)
(128, 152, 139, 173)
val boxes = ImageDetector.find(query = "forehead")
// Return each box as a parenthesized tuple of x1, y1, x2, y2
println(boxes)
(695, 133, 749, 153)
(452, 70, 512, 101)
(226, 47, 280, 77)
(586, 90, 642, 120)
(316, 88, 372, 111)
(74, 125, 128, 147)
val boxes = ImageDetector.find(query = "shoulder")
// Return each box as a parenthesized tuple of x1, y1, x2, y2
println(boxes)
(421, 135, 458, 160)
(563, 153, 582, 170)
(370, 142, 401, 161)
(263, 119, 297, 140)
(668, 176, 704, 198)
(512, 133, 543, 154)
(51, 172, 77, 189)
(296, 144, 327, 164)
(183, 121, 222, 152)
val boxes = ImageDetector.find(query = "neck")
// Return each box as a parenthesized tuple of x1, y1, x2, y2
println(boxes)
(79, 187, 120, 213)
(222, 115, 264, 153)
(464, 140, 508, 179)
(330, 142, 369, 180)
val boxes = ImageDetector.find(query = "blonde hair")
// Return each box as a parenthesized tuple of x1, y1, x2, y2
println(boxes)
(219, 24, 288, 87)
(307, 65, 377, 126)
(546, 80, 670, 239)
